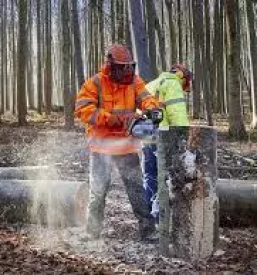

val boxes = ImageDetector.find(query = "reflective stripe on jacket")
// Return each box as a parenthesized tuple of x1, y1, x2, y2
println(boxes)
(75, 69, 159, 155)
(146, 72, 189, 127)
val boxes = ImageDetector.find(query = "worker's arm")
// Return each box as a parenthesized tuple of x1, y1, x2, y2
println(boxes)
(75, 77, 111, 126)
(134, 76, 160, 111)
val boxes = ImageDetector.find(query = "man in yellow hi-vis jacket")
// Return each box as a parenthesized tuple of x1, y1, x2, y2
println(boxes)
(142, 64, 193, 221)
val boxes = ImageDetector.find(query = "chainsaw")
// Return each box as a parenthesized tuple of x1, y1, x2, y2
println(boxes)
(126, 109, 163, 141)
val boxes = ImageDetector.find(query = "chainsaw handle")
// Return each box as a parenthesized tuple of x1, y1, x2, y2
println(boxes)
(144, 108, 163, 125)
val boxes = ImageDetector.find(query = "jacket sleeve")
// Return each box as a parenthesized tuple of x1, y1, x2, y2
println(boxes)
(161, 80, 189, 126)
(75, 77, 111, 126)
(134, 76, 160, 111)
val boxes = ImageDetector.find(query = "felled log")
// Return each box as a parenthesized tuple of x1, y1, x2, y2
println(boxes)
(158, 126, 219, 260)
(0, 180, 88, 227)
(217, 179, 257, 227)
(0, 166, 50, 180)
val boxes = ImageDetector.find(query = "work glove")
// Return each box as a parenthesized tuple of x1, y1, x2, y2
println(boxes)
(123, 113, 141, 128)
(144, 108, 163, 125)
(107, 114, 123, 128)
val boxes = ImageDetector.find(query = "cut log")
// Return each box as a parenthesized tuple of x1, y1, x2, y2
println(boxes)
(0, 166, 51, 180)
(0, 180, 88, 227)
(217, 179, 257, 227)
(158, 126, 219, 260)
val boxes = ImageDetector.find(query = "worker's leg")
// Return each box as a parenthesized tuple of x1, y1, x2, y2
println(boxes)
(86, 152, 111, 238)
(114, 153, 156, 240)
(141, 144, 158, 212)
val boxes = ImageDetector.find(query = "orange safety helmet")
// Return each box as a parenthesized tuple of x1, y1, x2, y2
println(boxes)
(104, 44, 136, 85)
(171, 64, 193, 92)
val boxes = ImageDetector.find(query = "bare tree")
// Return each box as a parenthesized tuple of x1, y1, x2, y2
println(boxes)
(17, 0, 28, 125)
(37, 0, 43, 114)
(61, 0, 74, 129)
(246, 0, 257, 128)
(71, 0, 85, 88)
(225, 0, 247, 139)
(128, 0, 151, 81)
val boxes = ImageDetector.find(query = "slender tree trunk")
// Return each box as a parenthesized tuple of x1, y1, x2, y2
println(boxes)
(145, 0, 157, 79)
(192, 0, 201, 119)
(128, 0, 151, 82)
(37, 0, 43, 114)
(17, 0, 28, 125)
(225, 0, 247, 139)
(61, 0, 74, 129)
(166, 0, 177, 64)
(27, 0, 34, 109)
(71, 0, 85, 88)
(177, 0, 183, 63)
(11, 0, 17, 115)
(246, 1, 257, 128)
(44, 0, 52, 115)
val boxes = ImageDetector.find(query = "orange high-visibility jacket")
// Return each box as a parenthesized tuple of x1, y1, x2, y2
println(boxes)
(75, 69, 159, 155)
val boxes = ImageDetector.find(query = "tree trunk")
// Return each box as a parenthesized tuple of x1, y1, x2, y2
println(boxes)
(128, 0, 151, 82)
(246, 1, 257, 128)
(44, 0, 53, 115)
(166, 0, 177, 64)
(145, 0, 157, 79)
(17, 0, 28, 126)
(71, 0, 85, 88)
(158, 126, 219, 260)
(37, 0, 43, 114)
(225, 0, 247, 140)
(61, 0, 74, 129)
(27, 0, 34, 110)
(192, 0, 202, 119)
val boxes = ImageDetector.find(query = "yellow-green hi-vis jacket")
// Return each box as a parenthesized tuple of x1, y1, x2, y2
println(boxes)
(146, 72, 189, 127)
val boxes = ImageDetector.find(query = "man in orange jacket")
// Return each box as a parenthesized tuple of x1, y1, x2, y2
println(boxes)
(75, 44, 160, 242)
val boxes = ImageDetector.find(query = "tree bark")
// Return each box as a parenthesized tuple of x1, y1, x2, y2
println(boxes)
(71, 0, 85, 88)
(158, 126, 219, 260)
(61, 0, 74, 129)
(225, 0, 247, 140)
(128, 0, 151, 82)
(17, 0, 28, 125)
(246, 1, 257, 128)
(37, 0, 43, 114)
(44, 0, 53, 115)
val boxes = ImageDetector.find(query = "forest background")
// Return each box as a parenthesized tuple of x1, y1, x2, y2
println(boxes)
(0, 0, 257, 140)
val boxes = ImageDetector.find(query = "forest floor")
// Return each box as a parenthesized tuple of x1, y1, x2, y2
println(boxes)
(0, 112, 257, 274)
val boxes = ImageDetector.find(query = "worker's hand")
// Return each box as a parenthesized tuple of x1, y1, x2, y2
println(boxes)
(144, 108, 163, 124)
(107, 114, 123, 128)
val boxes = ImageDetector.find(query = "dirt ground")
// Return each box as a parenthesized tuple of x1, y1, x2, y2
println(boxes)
(0, 116, 257, 275)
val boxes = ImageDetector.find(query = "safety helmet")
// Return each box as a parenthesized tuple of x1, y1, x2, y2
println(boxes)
(105, 44, 136, 85)
(171, 64, 193, 92)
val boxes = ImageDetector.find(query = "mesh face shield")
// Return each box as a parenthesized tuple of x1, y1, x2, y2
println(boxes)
(110, 62, 136, 85)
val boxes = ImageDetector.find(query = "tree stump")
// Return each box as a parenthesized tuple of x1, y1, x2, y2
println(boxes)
(158, 126, 219, 260)
(0, 180, 88, 227)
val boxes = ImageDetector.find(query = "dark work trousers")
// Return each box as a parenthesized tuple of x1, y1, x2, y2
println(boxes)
(142, 144, 158, 218)
(86, 152, 155, 238)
